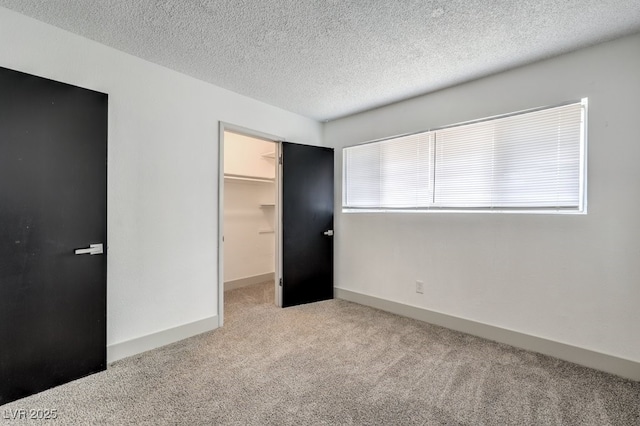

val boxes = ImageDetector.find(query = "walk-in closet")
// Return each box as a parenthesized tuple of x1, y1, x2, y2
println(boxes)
(222, 131, 278, 312)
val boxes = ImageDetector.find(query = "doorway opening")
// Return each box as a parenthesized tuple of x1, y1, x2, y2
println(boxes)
(219, 126, 282, 327)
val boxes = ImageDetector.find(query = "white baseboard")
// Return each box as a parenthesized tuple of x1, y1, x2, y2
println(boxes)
(225, 272, 274, 291)
(335, 288, 640, 381)
(107, 316, 218, 363)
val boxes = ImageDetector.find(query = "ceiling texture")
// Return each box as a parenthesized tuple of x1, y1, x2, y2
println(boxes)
(1, 1, 640, 121)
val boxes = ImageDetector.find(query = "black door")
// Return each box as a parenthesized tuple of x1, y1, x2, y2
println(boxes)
(281, 142, 334, 307)
(0, 67, 107, 404)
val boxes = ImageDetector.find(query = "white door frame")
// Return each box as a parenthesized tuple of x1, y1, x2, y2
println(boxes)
(217, 122, 284, 327)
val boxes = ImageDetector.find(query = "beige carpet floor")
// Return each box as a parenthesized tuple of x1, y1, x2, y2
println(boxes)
(1, 281, 638, 425)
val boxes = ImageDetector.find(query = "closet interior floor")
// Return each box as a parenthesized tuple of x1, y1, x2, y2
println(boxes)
(224, 280, 276, 321)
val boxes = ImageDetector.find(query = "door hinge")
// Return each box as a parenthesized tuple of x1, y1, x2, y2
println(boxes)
(279, 278, 283, 287)
(279, 155, 282, 165)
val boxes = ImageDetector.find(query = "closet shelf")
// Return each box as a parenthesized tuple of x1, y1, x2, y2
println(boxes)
(260, 203, 275, 207)
(261, 151, 276, 159)
(224, 173, 274, 183)
(258, 229, 275, 234)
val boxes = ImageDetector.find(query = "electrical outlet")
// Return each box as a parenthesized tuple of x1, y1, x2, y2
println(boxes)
(415, 280, 424, 294)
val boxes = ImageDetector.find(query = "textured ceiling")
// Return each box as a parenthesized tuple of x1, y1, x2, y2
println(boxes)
(1, 1, 640, 121)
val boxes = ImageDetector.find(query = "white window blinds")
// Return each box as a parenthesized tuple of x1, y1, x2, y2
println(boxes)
(343, 132, 433, 208)
(342, 99, 587, 213)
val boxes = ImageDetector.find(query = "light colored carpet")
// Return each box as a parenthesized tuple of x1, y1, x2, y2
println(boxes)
(1, 281, 638, 425)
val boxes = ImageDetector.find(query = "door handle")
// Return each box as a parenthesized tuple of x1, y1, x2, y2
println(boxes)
(75, 243, 104, 255)
(323, 230, 334, 237)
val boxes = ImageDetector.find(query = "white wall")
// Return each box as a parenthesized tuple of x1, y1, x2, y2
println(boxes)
(326, 33, 640, 363)
(224, 133, 276, 282)
(224, 132, 276, 179)
(0, 7, 322, 353)
(223, 180, 275, 282)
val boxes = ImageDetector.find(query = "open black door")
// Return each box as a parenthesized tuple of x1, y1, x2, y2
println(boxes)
(281, 142, 334, 307)
(0, 67, 107, 404)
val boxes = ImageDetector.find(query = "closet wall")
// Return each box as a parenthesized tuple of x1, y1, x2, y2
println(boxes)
(223, 132, 276, 289)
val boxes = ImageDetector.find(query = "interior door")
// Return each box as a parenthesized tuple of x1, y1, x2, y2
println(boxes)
(0, 67, 108, 404)
(281, 142, 334, 307)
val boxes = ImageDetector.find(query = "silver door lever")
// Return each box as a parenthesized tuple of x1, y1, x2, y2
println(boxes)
(75, 243, 104, 255)
(323, 230, 334, 237)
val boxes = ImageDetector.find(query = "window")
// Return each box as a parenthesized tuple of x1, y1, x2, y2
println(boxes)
(343, 99, 587, 213)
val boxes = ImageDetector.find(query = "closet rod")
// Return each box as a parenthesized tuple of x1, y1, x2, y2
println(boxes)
(224, 174, 274, 183)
